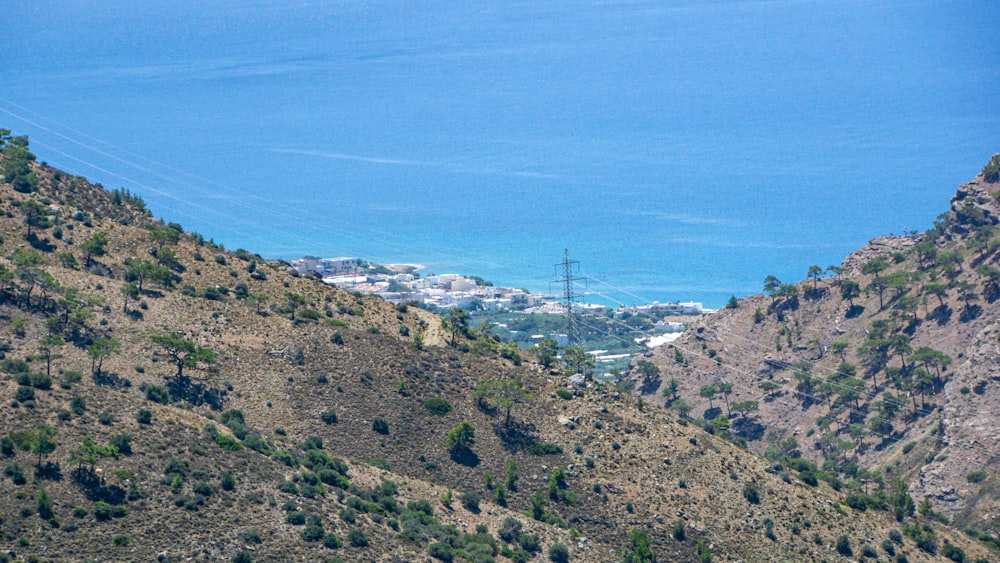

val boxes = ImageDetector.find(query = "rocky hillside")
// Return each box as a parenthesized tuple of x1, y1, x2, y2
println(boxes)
(638, 155, 1000, 554)
(1, 130, 994, 562)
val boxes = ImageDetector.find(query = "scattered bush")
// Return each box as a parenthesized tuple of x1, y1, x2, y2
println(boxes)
(14, 386, 35, 403)
(527, 442, 562, 455)
(742, 484, 760, 504)
(68, 395, 87, 419)
(348, 529, 369, 547)
(301, 436, 323, 450)
(321, 409, 339, 425)
(461, 490, 480, 512)
(372, 418, 389, 434)
(136, 408, 152, 424)
(302, 524, 325, 542)
(29, 372, 52, 390)
(144, 384, 169, 404)
(836, 535, 852, 556)
(215, 435, 242, 451)
(941, 541, 966, 562)
(548, 542, 570, 562)
(966, 470, 987, 483)
(429, 541, 454, 561)
(94, 501, 113, 521)
(424, 397, 452, 416)
(672, 520, 686, 541)
(323, 533, 342, 549)
(286, 511, 306, 525)
(339, 507, 356, 523)
(192, 481, 213, 496)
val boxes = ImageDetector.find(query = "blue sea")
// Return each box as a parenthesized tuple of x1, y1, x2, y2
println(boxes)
(3, 0, 998, 308)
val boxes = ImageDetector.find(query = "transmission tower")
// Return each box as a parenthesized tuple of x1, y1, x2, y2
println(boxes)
(551, 249, 586, 346)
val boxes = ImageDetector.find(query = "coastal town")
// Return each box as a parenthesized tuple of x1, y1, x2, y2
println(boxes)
(289, 256, 707, 346)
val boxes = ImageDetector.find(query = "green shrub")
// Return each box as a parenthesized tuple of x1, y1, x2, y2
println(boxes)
(742, 484, 760, 504)
(429, 541, 454, 561)
(519, 533, 541, 553)
(321, 409, 339, 424)
(272, 450, 298, 467)
(98, 411, 114, 425)
(941, 541, 966, 562)
(14, 386, 34, 403)
(59, 370, 82, 390)
(372, 418, 389, 434)
(323, 533, 342, 549)
(348, 529, 369, 547)
(548, 542, 570, 563)
(232, 550, 254, 563)
(294, 434, 321, 450)
(424, 397, 452, 416)
(527, 442, 562, 455)
(36, 488, 53, 519)
(844, 494, 868, 511)
(144, 384, 169, 404)
(836, 535, 852, 556)
(286, 511, 306, 525)
(339, 508, 356, 523)
(2, 467, 22, 488)
(238, 528, 262, 544)
(136, 408, 152, 424)
(215, 435, 242, 451)
(408, 499, 434, 516)
(93, 501, 113, 521)
(30, 372, 52, 390)
(302, 524, 325, 542)
(461, 490, 480, 512)
(193, 481, 213, 496)
(966, 470, 987, 483)
(112, 535, 130, 546)
(672, 519, 686, 541)
(555, 389, 573, 400)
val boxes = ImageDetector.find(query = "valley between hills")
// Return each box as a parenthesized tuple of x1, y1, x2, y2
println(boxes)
(0, 129, 998, 562)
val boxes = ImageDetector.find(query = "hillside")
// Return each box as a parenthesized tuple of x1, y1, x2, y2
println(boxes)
(637, 155, 1000, 553)
(1, 130, 995, 562)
